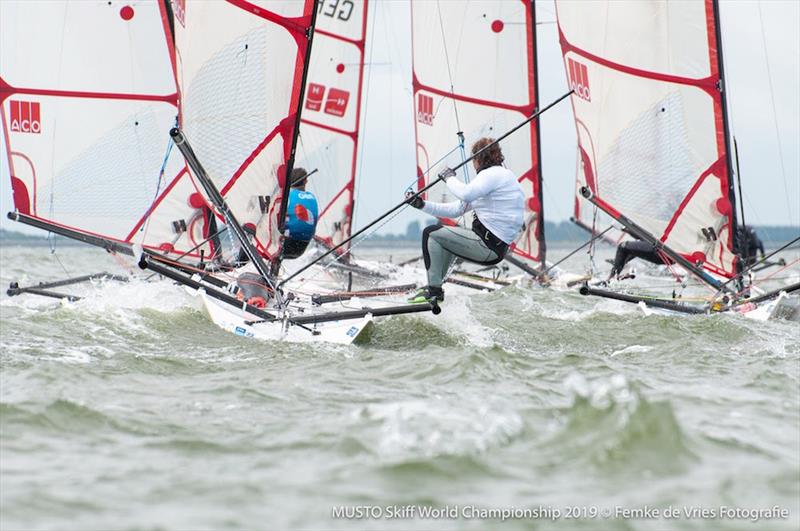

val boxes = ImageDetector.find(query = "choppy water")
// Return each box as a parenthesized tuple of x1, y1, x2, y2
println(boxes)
(1, 244, 798, 530)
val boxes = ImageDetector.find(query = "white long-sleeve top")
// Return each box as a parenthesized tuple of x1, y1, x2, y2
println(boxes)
(421, 165, 525, 244)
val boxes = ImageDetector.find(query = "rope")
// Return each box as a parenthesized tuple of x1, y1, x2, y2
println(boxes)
(352, 1, 380, 228)
(757, 3, 794, 223)
(744, 257, 800, 291)
(139, 127, 176, 243)
(435, 0, 463, 134)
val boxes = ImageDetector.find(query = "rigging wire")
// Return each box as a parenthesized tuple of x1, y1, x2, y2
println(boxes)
(757, 2, 794, 224)
(139, 123, 176, 244)
(289, 146, 467, 291)
(352, 0, 380, 231)
(435, 0, 463, 135)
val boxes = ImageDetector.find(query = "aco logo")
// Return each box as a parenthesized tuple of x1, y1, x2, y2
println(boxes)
(417, 94, 434, 126)
(567, 58, 591, 102)
(9, 100, 41, 134)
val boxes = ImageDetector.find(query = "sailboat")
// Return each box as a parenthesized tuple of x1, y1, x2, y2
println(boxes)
(554, 0, 799, 316)
(2, 0, 439, 344)
(147, 0, 441, 343)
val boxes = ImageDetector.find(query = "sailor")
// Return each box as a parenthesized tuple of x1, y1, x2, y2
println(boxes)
(736, 225, 765, 267)
(406, 138, 524, 303)
(608, 239, 672, 280)
(282, 167, 319, 259)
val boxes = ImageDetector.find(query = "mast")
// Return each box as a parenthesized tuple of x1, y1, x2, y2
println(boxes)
(531, 0, 546, 266)
(711, 0, 740, 261)
(277, 1, 320, 239)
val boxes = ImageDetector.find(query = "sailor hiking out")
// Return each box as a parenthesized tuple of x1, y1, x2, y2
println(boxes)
(282, 167, 319, 260)
(406, 138, 525, 303)
(608, 226, 767, 280)
(608, 239, 671, 280)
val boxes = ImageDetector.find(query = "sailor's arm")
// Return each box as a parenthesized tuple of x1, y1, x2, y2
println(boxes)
(421, 199, 469, 219)
(444, 172, 499, 203)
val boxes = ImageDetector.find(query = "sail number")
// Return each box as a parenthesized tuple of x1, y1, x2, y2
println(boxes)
(318, 0, 354, 22)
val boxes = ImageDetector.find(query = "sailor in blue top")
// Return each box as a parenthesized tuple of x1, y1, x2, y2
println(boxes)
(283, 167, 319, 259)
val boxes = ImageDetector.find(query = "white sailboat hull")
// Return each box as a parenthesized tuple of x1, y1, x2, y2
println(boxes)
(194, 289, 373, 345)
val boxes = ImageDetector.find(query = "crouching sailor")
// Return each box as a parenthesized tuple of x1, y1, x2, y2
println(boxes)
(608, 239, 672, 280)
(282, 167, 319, 259)
(406, 138, 524, 303)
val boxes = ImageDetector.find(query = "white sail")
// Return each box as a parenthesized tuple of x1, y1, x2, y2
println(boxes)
(168, 0, 316, 260)
(410, 0, 545, 265)
(296, 0, 368, 252)
(0, 1, 193, 253)
(556, 0, 739, 277)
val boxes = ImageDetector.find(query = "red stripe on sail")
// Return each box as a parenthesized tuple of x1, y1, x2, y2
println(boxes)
(558, 27, 718, 97)
(125, 167, 190, 242)
(0, 77, 178, 105)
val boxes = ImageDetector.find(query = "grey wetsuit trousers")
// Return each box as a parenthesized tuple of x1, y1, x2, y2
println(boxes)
(422, 224, 504, 288)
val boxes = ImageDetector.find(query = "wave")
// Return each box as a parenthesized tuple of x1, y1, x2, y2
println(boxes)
(540, 374, 695, 475)
(347, 397, 524, 464)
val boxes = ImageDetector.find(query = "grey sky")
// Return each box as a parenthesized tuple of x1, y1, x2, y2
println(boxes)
(2, 0, 798, 238)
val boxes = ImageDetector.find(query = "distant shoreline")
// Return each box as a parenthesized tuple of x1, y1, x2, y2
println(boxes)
(2, 225, 798, 249)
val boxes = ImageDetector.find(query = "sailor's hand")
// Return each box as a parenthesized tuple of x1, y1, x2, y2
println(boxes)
(405, 191, 425, 209)
(437, 167, 456, 182)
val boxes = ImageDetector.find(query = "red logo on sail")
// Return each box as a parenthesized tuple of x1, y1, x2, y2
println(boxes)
(324, 88, 350, 117)
(568, 59, 591, 101)
(306, 83, 326, 112)
(172, 0, 186, 27)
(417, 94, 433, 125)
(9, 100, 41, 134)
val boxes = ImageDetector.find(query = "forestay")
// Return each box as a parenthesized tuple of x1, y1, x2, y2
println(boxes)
(296, 0, 368, 252)
(168, 0, 316, 260)
(556, 0, 739, 277)
(0, 1, 192, 253)
(410, 0, 545, 265)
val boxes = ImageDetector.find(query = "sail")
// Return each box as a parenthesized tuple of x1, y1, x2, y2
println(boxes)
(0, 1, 195, 253)
(571, 150, 627, 246)
(410, 0, 545, 265)
(295, 0, 368, 252)
(556, 0, 738, 277)
(169, 0, 316, 260)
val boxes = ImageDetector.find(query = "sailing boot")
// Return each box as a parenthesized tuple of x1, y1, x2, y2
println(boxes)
(408, 286, 444, 304)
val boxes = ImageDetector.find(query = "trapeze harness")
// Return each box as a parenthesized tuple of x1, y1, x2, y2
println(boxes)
(419, 165, 524, 287)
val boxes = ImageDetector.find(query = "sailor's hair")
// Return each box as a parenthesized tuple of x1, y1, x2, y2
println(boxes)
(471, 138, 504, 171)
(290, 167, 308, 188)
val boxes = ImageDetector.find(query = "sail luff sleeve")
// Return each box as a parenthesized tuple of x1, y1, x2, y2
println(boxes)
(711, 0, 739, 262)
